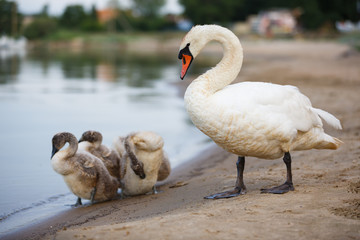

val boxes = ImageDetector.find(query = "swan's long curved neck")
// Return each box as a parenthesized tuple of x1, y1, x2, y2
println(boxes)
(183, 27, 244, 143)
(60, 135, 78, 160)
(52, 134, 78, 175)
(190, 28, 243, 96)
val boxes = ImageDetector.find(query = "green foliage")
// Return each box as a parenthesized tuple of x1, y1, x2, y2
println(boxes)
(43, 29, 83, 41)
(58, 4, 104, 32)
(180, 0, 360, 30)
(112, 10, 175, 32)
(59, 5, 86, 29)
(132, 0, 166, 17)
(0, 0, 21, 36)
(81, 19, 104, 32)
(338, 31, 360, 51)
(127, 16, 175, 31)
(39, 4, 49, 17)
(180, 0, 242, 24)
(0, 0, 13, 34)
(81, 4, 104, 31)
(22, 17, 57, 39)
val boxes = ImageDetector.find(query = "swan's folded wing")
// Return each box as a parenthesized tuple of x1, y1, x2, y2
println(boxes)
(99, 145, 112, 158)
(212, 82, 323, 139)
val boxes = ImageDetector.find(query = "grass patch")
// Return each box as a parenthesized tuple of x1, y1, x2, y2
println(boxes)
(338, 32, 360, 51)
(45, 29, 86, 41)
(34, 29, 184, 47)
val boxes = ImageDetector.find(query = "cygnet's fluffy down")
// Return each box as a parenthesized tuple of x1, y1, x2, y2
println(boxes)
(78, 130, 121, 187)
(113, 131, 171, 196)
(51, 132, 118, 205)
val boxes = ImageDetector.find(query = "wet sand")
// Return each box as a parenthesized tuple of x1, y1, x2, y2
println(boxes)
(3, 39, 360, 240)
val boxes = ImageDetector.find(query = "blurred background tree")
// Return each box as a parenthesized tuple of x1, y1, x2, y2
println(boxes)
(1, 0, 359, 39)
(59, 5, 87, 29)
(132, 0, 165, 17)
(130, 0, 175, 31)
(81, 5, 103, 32)
(180, 0, 360, 30)
(180, 0, 243, 24)
(0, 0, 22, 36)
(22, 4, 58, 40)
(22, 17, 57, 40)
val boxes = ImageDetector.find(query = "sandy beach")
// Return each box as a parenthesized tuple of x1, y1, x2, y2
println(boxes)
(3, 38, 360, 240)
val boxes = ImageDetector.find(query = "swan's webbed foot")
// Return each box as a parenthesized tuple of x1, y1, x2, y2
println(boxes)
(205, 156, 247, 200)
(260, 182, 294, 194)
(261, 152, 295, 194)
(204, 187, 246, 199)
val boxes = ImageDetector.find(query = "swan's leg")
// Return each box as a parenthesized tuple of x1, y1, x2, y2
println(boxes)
(204, 156, 247, 199)
(261, 152, 295, 194)
(74, 197, 82, 206)
(152, 185, 158, 194)
(120, 189, 125, 199)
(90, 187, 97, 203)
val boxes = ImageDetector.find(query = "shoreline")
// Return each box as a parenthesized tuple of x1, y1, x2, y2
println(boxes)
(2, 39, 360, 239)
(1, 143, 228, 240)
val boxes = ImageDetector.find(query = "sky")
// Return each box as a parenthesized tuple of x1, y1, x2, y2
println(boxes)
(14, 0, 184, 16)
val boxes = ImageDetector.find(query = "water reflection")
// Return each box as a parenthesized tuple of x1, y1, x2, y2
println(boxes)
(0, 55, 23, 84)
(0, 46, 213, 236)
(27, 48, 176, 87)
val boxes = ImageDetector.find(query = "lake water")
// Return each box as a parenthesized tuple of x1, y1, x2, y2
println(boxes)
(0, 47, 212, 236)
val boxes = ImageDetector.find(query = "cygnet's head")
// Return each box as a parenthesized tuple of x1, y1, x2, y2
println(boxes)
(78, 130, 103, 147)
(130, 131, 164, 152)
(51, 132, 76, 159)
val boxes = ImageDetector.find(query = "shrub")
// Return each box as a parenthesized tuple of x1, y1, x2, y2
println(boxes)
(23, 17, 57, 39)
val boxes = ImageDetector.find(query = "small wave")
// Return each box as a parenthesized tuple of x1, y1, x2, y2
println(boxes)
(0, 193, 71, 222)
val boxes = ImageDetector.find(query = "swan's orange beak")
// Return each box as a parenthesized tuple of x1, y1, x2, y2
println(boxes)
(180, 54, 193, 80)
(178, 43, 193, 80)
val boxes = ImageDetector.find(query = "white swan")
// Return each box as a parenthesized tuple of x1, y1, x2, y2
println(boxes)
(78, 130, 121, 186)
(178, 25, 342, 199)
(113, 131, 171, 196)
(51, 132, 119, 205)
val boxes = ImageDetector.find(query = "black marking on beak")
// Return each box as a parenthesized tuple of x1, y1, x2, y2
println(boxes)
(178, 43, 191, 59)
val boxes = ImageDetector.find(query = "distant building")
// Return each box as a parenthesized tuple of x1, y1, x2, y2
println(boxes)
(96, 8, 118, 24)
(251, 9, 297, 37)
(336, 20, 360, 32)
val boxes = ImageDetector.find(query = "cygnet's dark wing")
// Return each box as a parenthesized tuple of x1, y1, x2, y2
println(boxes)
(73, 153, 98, 179)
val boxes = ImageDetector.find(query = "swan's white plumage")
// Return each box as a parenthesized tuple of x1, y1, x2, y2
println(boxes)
(311, 107, 342, 130)
(180, 25, 342, 160)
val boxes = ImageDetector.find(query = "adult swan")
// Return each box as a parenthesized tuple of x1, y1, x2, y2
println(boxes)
(178, 25, 342, 199)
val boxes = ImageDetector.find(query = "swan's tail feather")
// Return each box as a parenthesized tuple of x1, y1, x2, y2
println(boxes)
(312, 108, 342, 130)
(315, 134, 343, 150)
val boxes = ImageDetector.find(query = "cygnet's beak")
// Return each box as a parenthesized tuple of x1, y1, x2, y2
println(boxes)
(51, 144, 59, 159)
